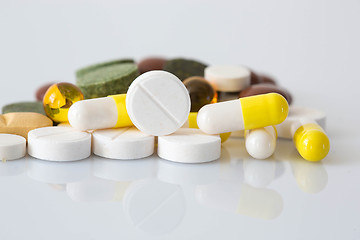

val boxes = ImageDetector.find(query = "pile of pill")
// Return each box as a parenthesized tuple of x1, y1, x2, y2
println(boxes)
(0, 57, 330, 163)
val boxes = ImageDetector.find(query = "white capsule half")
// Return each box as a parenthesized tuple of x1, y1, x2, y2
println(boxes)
(68, 97, 118, 131)
(245, 126, 277, 159)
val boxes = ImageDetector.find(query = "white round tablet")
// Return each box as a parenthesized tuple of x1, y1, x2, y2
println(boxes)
(0, 134, 26, 161)
(276, 106, 326, 139)
(28, 126, 91, 161)
(92, 127, 154, 159)
(204, 65, 250, 92)
(157, 128, 221, 163)
(126, 70, 191, 136)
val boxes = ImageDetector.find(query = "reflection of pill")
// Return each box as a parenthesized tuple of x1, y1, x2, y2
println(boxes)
(0, 134, 26, 161)
(93, 154, 158, 181)
(92, 127, 154, 159)
(205, 65, 250, 92)
(245, 126, 277, 159)
(28, 126, 91, 161)
(197, 93, 288, 134)
(66, 176, 121, 202)
(0, 159, 26, 176)
(157, 158, 220, 186)
(126, 71, 190, 136)
(27, 157, 91, 184)
(158, 128, 221, 163)
(124, 179, 186, 235)
(237, 183, 283, 220)
(243, 158, 277, 188)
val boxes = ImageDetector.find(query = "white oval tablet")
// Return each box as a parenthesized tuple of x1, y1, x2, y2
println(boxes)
(28, 126, 91, 161)
(276, 106, 326, 139)
(204, 65, 250, 92)
(126, 70, 191, 136)
(157, 128, 221, 163)
(0, 134, 26, 161)
(92, 127, 154, 159)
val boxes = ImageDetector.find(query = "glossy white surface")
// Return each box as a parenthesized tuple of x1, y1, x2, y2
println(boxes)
(1, 0, 360, 239)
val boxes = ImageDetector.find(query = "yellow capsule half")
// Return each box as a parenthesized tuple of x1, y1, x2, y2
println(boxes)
(293, 123, 330, 162)
(240, 93, 289, 130)
(108, 94, 133, 128)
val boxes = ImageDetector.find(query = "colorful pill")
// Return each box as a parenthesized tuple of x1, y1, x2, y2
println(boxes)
(292, 119, 330, 162)
(43, 82, 84, 123)
(68, 94, 132, 131)
(276, 106, 330, 161)
(197, 93, 288, 134)
(183, 112, 231, 143)
(245, 126, 277, 159)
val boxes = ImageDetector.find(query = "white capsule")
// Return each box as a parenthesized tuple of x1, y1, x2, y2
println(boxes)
(68, 97, 118, 131)
(245, 126, 277, 159)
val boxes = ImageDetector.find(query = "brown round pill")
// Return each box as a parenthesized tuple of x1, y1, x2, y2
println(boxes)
(35, 82, 55, 101)
(138, 57, 167, 74)
(183, 76, 216, 112)
(250, 71, 261, 85)
(257, 75, 276, 85)
(239, 83, 292, 104)
(217, 91, 240, 102)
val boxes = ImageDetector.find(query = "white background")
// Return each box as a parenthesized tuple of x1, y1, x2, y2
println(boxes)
(1, 0, 360, 239)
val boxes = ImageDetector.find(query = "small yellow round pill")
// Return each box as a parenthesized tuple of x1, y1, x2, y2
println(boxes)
(43, 82, 84, 123)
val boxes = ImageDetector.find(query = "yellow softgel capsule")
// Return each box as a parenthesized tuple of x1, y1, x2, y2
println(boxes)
(197, 93, 288, 134)
(43, 82, 84, 123)
(293, 123, 330, 162)
(187, 112, 231, 143)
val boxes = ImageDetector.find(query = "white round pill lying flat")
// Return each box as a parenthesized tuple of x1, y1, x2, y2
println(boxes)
(0, 134, 26, 161)
(158, 128, 221, 163)
(28, 126, 91, 161)
(126, 70, 190, 136)
(276, 106, 326, 139)
(205, 65, 250, 92)
(92, 127, 155, 159)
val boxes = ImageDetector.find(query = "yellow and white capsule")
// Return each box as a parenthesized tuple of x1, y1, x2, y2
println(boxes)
(68, 94, 132, 131)
(291, 119, 330, 162)
(183, 112, 231, 143)
(197, 93, 288, 134)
